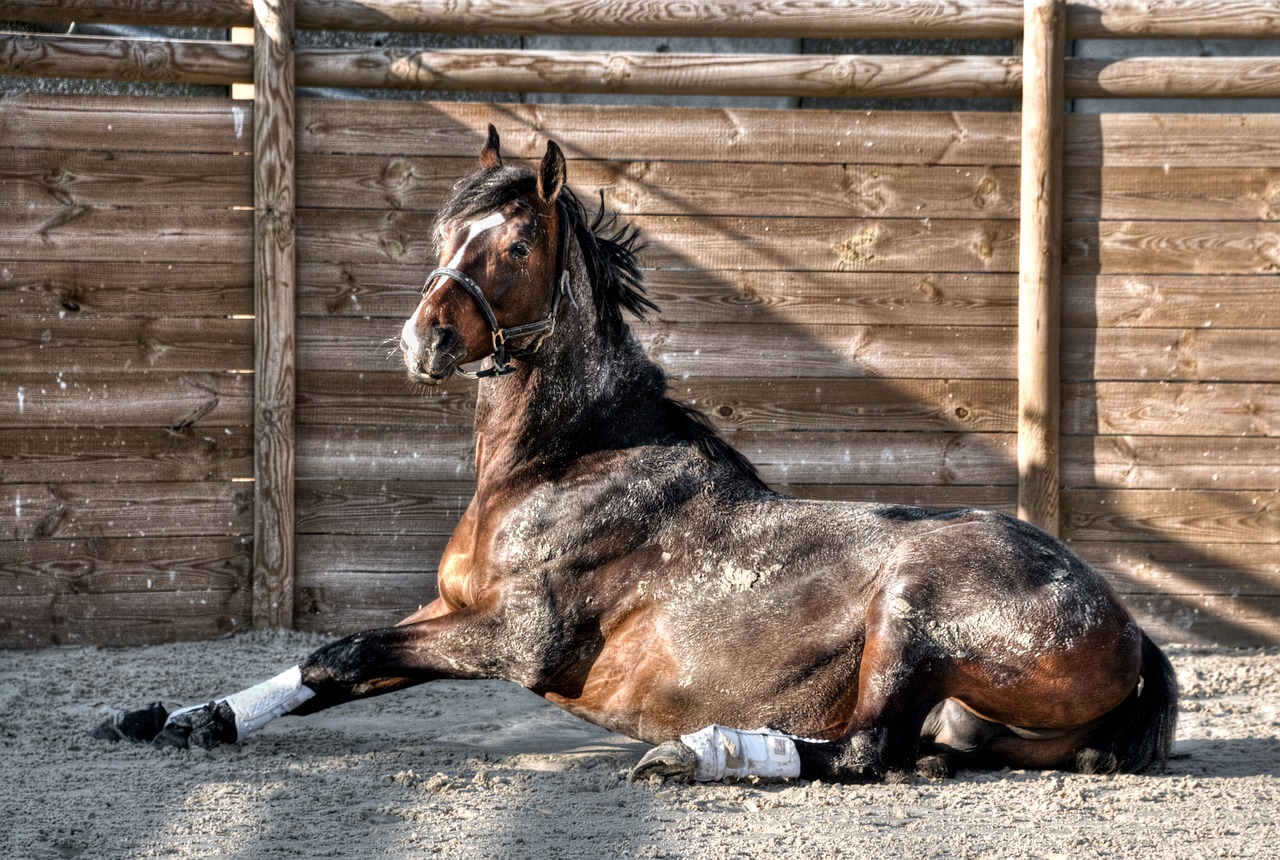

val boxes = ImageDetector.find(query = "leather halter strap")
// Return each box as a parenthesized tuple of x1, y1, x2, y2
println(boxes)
(422, 201, 573, 379)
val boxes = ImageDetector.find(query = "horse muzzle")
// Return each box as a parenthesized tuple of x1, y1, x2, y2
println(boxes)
(402, 324, 466, 385)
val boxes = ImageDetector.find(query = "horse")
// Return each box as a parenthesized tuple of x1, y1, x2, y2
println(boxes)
(95, 126, 1177, 783)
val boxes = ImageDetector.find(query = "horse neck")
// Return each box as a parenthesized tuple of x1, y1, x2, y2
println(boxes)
(471, 243, 664, 482)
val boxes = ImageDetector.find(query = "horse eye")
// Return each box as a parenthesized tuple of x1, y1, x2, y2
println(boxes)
(509, 241, 531, 259)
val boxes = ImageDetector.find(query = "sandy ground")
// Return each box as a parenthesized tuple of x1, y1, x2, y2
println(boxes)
(2, 631, 1278, 860)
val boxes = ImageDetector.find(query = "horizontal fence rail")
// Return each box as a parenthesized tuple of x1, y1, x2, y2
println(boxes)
(6, 34, 1280, 100)
(5, 0, 1280, 40)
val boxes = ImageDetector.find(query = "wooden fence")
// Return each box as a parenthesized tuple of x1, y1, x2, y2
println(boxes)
(1, 0, 1278, 647)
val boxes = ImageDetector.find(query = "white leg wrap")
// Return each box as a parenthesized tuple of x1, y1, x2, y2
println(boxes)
(165, 666, 316, 743)
(222, 666, 316, 741)
(679, 725, 809, 782)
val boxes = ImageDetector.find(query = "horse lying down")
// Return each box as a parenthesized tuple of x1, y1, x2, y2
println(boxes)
(96, 127, 1177, 783)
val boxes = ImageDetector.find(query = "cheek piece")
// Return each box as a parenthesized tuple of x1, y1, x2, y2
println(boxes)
(425, 200, 575, 380)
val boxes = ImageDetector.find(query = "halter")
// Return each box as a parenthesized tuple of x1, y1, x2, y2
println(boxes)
(422, 200, 574, 379)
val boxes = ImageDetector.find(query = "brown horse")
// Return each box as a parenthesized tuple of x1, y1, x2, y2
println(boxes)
(97, 127, 1176, 782)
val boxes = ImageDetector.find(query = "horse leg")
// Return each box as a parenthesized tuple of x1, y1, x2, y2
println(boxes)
(101, 606, 540, 749)
(632, 575, 946, 785)
(797, 577, 948, 782)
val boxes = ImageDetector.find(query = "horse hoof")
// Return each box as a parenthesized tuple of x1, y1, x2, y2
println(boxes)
(91, 701, 169, 743)
(629, 740, 699, 784)
(151, 701, 237, 751)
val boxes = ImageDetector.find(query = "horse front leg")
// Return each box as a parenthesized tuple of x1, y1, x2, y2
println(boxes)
(96, 607, 531, 749)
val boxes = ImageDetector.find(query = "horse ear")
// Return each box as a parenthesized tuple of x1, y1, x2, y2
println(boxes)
(480, 124, 502, 169)
(538, 140, 566, 204)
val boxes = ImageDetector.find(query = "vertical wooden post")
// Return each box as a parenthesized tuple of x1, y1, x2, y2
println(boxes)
(1017, 0, 1065, 536)
(252, 0, 296, 628)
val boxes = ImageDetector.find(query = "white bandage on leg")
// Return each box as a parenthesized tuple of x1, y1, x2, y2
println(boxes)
(221, 666, 316, 741)
(679, 725, 810, 781)
(165, 666, 316, 743)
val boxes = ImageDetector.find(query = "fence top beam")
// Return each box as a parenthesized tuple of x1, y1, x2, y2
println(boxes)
(5, 0, 1280, 40)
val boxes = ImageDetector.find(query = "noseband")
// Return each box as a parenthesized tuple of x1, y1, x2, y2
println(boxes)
(423, 201, 574, 379)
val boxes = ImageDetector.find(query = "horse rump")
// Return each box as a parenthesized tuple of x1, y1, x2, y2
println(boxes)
(1076, 632, 1178, 774)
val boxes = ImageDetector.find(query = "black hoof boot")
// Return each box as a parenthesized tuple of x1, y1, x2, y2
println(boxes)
(151, 701, 237, 750)
(91, 701, 170, 743)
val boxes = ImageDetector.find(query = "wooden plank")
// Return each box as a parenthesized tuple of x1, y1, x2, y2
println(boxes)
(297, 371, 477, 429)
(297, 47, 1022, 100)
(252, 0, 297, 630)
(0, 207, 253, 263)
(0, 427, 252, 483)
(297, 209, 1020, 272)
(1061, 488, 1280, 544)
(1066, 56, 1280, 100)
(0, 482, 253, 540)
(1017, 0, 1065, 535)
(298, 99, 1020, 165)
(1065, 114, 1280, 169)
(735, 431, 1016, 486)
(297, 424, 1015, 486)
(2, 372, 253, 429)
(0, 261, 253, 317)
(1062, 435, 1280, 491)
(1064, 220, 1280, 276)
(298, 155, 1022, 220)
(670, 378, 1016, 433)
(1077, 541, 1280, 598)
(2, 317, 252, 373)
(297, 371, 1015, 434)
(296, 424, 475, 482)
(0, 92, 254, 154)
(0, 536, 249, 595)
(0, 31, 251, 87)
(1, 0, 1027, 38)
(0, 150, 251, 209)
(1063, 328, 1280, 383)
(1064, 168, 1280, 223)
(1064, 382, 1280, 437)
(0, 589, 251, 648)
(296, 480, 472, 535)
(1112, 594, 1280, 648)
(295, 532, 444, 632)
(298, 317, 1018, 379)
(15, 0, 1280, 41)
(298, 263, 1019, 326)
(1063, 275, 1280, 330)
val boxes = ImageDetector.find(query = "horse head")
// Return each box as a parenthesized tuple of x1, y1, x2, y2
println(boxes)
(400, 125, 568, 383)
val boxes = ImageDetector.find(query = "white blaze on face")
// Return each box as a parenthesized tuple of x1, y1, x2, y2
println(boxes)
(401, 210, 509, 355)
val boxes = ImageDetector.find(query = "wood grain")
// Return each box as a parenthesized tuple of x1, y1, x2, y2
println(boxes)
(297, 99, 1020, 165)
(2, 372, 253, 429)
(1062, 489, 1279, 544)
(0, 482, 252, 540)
(0, 150, 251, 210)
(251, 0, 297, 630)
(11, 0, 1280, 41)
(297, 317, 1018, 379)
(2, 317, 252, 373)
(1065, 382, 1280, 438)
(0, 261, 253, 317)
(0, 427, 252, 483)
(0, 207, 253, 264)
(0, 536, 250, 595)
(298, 263, 1020, 327)
(1017, 0, 1065, 535)
(1062, 436, 1280, 491)
(0, 589, 250, 648)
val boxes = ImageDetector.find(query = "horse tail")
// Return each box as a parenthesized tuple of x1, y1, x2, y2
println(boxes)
(1076, 631, 1178, 775)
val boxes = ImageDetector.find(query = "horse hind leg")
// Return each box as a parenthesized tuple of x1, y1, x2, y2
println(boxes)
(796, 578, 954, 783)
